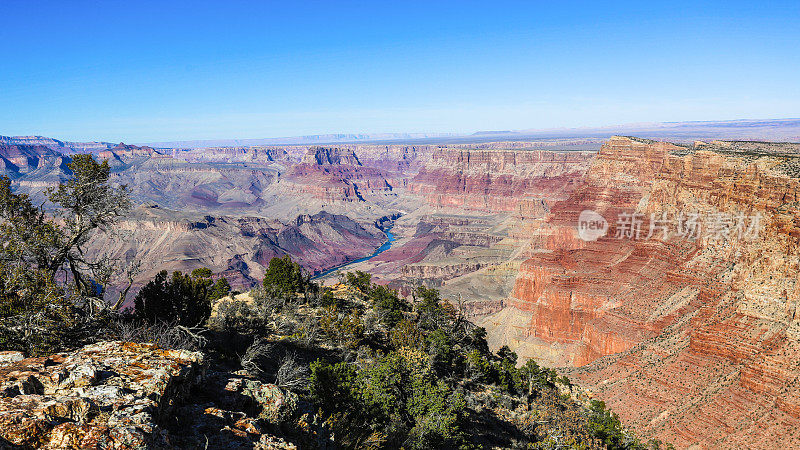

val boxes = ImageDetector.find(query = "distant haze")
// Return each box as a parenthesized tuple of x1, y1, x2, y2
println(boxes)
(140, 119, 800, 148)
(3, 118, 800, 151)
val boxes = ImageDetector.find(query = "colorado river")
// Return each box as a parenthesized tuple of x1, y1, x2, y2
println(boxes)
(311, 228, 395, 280)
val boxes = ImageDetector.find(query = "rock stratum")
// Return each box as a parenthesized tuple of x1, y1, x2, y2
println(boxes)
(483, 136, 800, 448)
(410, 148, 593, 212)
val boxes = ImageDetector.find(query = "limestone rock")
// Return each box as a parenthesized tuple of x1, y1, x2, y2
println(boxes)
(0, 341, 203, 449)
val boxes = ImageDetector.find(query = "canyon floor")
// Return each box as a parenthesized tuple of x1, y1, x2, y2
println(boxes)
(3, 123, 800, 448)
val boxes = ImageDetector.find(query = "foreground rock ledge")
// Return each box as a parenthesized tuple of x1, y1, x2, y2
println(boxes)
(0, 341, 204, 448)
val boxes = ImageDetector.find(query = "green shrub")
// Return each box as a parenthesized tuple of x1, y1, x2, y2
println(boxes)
(263, 255, 315, 298)
(389, 318, 424, 349)
(425, 328, 458, 377)
(343, 270, 372, 293)
(370, 284, 410, 328)
(588, 399, 628, 449)
(133, 268, 229, 327)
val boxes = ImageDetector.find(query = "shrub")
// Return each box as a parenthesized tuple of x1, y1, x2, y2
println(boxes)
(343, 270, 372, 293)
(0, 155, 131, 354)
(309, 359, 360, 414)
(425, 328, 458, 377)
(390, 319, 424, 350)
(318, 305, 364, 348)
(114, 319, 204, 351)
(588, 399, 627, 449)
(207, 299, 254, 332)
(466, 326, 491, 356)
(319, 289, 338, 308)
(240, 337, 273, 376)
(466, 349, 497, 383)
(357, 349, 467, 449)
(133, 268, 229, 327)
(370, 284, 410, 328)
(263, 255, 316, 298)
(276, 352, 309, 390)
(414, 286, 454, 332)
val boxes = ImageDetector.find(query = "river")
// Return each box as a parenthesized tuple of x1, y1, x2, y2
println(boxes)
(311, 227, 395, 280)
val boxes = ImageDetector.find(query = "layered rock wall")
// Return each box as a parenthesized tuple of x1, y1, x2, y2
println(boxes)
(496, 136, 800, 447)
(410, 148, 593, 212)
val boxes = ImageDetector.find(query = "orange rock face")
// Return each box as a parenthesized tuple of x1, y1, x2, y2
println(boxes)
(494, 136, 800, 447)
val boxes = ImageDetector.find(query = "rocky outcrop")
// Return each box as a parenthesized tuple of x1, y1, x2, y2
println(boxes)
(0, 341, 304, 449)
(0, 341, 203, 448)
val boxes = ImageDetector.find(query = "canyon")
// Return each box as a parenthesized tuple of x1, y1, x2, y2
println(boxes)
(481, 137, 800, 448)
(2, 128, 800, 447)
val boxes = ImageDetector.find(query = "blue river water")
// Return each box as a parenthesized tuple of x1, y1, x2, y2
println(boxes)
(311, 228, 395, 280)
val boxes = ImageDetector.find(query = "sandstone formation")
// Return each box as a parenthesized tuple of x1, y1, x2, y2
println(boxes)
(483, 136, 800, 447)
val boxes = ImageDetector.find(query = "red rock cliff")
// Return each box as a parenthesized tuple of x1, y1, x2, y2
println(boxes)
(496, 136, 800, 448)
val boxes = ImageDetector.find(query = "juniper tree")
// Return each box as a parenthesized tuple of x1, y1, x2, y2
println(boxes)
(0, 155, 131, 354)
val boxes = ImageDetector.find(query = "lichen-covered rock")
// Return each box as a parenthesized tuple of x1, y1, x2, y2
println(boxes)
(223, 377, 299, 423)
(0, 351, 24, 367)
(163, 369, 305, 449)
(0, 341, 203, 449)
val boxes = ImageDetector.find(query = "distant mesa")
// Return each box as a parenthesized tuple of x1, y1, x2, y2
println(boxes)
(0, 135, 115, 154)
(472, 130, 515, 135)
(302, 147, 362, 166)
(99, 143, 164, 160)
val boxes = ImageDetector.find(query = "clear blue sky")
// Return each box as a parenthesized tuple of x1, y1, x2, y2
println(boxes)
(1, 0, 798, 143)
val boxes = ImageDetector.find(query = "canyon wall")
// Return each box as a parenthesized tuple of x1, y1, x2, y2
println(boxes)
(486, 136, 800, 447)
(410, 148, 593, 212)
(87, 206, 386, 299)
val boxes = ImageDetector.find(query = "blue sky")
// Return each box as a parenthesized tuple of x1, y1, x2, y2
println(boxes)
(1, 0, 798, 142)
